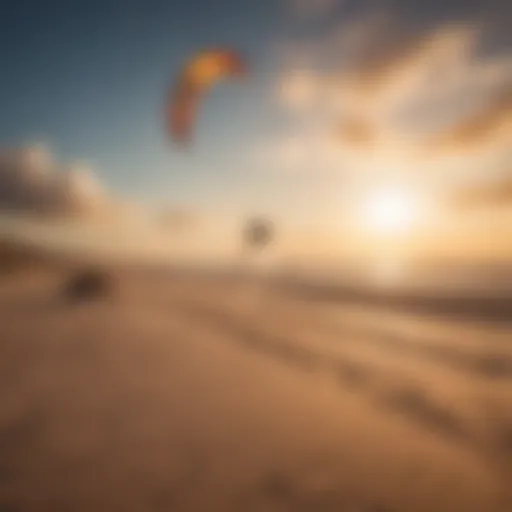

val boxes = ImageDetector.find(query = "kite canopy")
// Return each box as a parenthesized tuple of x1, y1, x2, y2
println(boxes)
(167, 48, 246, 145)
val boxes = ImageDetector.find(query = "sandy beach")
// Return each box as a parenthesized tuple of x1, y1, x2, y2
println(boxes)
(0, 268, 510, 511)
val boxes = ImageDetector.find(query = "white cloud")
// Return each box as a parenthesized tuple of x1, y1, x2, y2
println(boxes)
(0, 144, 110, 219)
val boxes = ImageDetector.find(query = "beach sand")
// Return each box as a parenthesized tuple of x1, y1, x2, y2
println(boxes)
(0, 268, 510, 511)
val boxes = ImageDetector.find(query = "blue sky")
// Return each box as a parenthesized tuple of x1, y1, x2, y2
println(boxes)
(0, 0, 295, 207)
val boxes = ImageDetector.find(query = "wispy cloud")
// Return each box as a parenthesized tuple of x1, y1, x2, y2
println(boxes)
(275, 3, 511, 184)
(425, 89, 512, 153)
(453, 173, 512, 208)
(0, 143, 166, 232)
(0, 144, 105, 219)
(278, 69, 322, 113)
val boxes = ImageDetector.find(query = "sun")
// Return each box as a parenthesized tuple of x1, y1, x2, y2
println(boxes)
(363, 187, 419, 234)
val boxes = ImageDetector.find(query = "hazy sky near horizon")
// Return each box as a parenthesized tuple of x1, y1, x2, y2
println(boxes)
(0, 0, 510, 258)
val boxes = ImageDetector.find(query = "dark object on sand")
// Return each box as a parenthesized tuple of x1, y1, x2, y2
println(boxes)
(63, 269, 113, 303)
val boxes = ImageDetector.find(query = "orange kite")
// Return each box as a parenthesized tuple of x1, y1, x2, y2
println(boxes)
(167, 48, 246, 145)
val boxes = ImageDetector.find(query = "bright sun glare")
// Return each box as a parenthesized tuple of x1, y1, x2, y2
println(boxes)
(364, 187, 419, 234)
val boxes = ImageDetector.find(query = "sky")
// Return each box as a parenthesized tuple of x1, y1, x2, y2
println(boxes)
(0, 0, 283, 203)
(0, 0, 510, 265)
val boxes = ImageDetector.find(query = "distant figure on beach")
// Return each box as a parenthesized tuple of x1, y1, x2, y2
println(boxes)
(243, 216, 274, 255)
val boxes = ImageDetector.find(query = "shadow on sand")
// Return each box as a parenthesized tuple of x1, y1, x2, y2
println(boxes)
(281, 281, 512, 325)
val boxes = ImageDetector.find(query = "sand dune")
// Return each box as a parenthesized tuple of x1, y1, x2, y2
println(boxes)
(0, 267, 511, 511)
